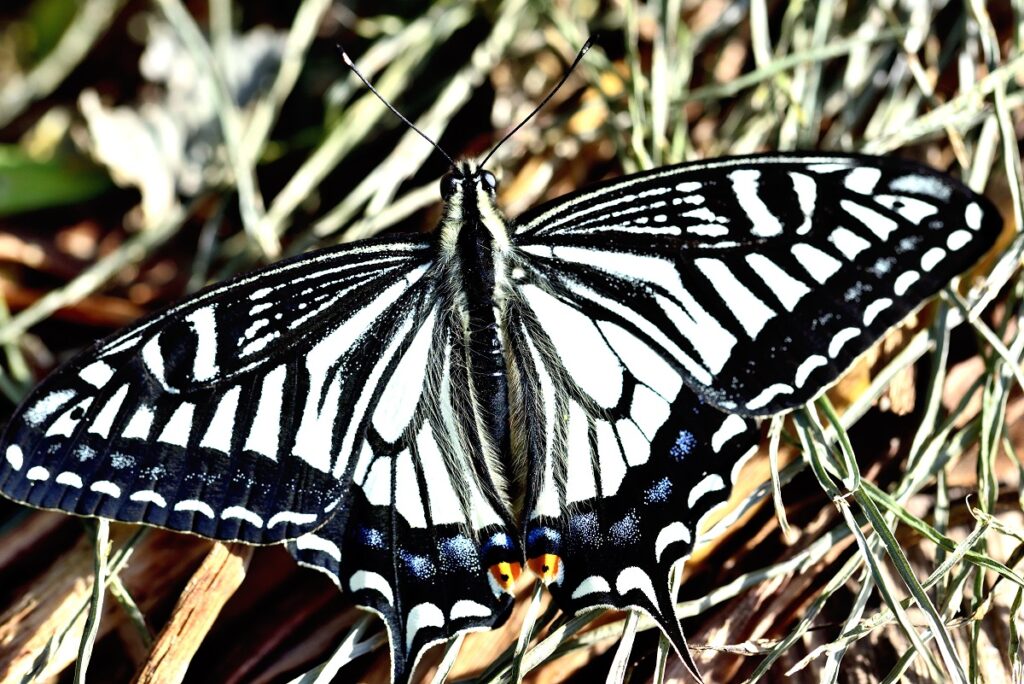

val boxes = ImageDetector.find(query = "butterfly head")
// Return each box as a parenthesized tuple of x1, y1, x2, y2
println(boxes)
(438, 161, 511, 255)
(439, 161, 498, 202)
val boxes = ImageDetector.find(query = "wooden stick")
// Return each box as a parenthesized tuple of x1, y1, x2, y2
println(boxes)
(133, 542, 253, 684)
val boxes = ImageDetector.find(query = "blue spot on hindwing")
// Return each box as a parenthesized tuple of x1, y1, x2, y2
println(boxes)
(568, 512, 600, 547)
(526, 525, 561, 554)
(439, 535, 479, 572)
(359, 527, 385, 549)
(645, 477, 672, 504)
(481, 531, 512, 555)
(609, 511, 640, 546)
(670, 430, 696, 460)
(398, 549, 435, 579)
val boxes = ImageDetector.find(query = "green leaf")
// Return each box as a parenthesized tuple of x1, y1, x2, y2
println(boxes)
(0, 145, 111, 216)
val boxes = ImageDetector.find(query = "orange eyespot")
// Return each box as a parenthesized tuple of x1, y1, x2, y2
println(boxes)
(488, 561, 522, 591)
(527, 554, 561, 584)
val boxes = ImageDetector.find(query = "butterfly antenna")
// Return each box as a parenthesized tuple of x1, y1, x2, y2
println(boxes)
(338, 45, 457, 167)
(479, 35, 597, 168)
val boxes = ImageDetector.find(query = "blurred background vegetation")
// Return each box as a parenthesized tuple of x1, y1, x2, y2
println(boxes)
(0, 0, 1022, 682)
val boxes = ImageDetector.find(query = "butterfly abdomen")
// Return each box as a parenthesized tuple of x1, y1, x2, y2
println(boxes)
(449, 208, 514, 505)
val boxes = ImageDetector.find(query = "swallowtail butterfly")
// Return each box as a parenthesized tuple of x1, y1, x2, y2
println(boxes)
(0, 53, 1002, 684)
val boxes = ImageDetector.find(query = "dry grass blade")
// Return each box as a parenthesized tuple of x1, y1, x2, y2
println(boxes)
(152, 0, 275, 257)
(289, 614, 385, 684)
(0, 0, 126, 127)
(605, 610, 639, 684)
(73, 519, 109, 684)
(428, 633, 464, 684)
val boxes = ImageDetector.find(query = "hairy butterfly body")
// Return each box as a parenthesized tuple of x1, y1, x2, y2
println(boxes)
(0, 153, 1001, 682)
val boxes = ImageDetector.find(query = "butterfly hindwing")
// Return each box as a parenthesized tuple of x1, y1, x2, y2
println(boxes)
(505, 283, 759, 665)
(513, 154, 1002, 415)
(289, 303, 522, 683)
(0, 236, 435, 542)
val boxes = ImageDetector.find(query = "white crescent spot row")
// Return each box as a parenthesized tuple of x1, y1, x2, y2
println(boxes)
(5, 443, 319, 528)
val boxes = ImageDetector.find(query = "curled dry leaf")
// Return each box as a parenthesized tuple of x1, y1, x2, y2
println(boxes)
(79, 18, 285, 227)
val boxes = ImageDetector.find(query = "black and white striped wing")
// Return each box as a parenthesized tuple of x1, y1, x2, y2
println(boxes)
(512, 154, 1002, 416)
(507, 153, 999, 670)
(289, 303, 522, 684)
(0, 236, 523, 684)
(504, 280, 759, 667)
(0, 237, 436, 543)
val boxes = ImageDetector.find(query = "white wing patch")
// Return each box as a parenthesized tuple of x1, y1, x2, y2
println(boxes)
(25, 390, 76, 427)
(565, 402, 597, 504)
(598, 322, 682, 400)
(616, 419, 650, 466)
(415, 424, 464, 526)
(828, 327, 861, 358)
(654, 522, 692, 562)
(79, 362, 114, 388)
(729, 169, 783, 237)
(362, 457, 393, 507)
(350, 570, 395, 605)
(185, 307, 219, 382)
(55, 471, 83, 488)
(174, 499, 215, 518)
(122, 406, 155, 440)
(157, 403, 195, 447)
(46, 398, 93, 438)
(405, 603, 445, 650)
(523, 284, 623, 408)
(200, 386, 241, 453)
(222, 506, 264, 528)
(296, 533, 341, 562)
(891, 271, 920, 298)
(372, 308, 436, 442)
(686, 474, 725, 508)
(630, 386, 670, 440)
(792, 243, 842, 284)
(267, 511, 317, 528)
(5, 445, 23, 471)
(524, 332, 561, 520)
(828, 227, 871, 260)
(842, 200, 897, 241)
(844, 167, 881, 194)
(87, 384, 129, 438)
(244, 365, 287, 459)
(394, 449, 427, 528)
(794, 355, 828, 387)
(695, 257, 776, 338)
(296, 269, 427, 473)
(712, 415, 748, 452)
(130, 490, 167, 507)
(595, 422, 627, 496)
(616, 567, 659, 606)
(744, 253, 811, 312)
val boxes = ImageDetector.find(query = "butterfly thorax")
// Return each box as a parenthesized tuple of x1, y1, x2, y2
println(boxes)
(436, 162, 517, 505)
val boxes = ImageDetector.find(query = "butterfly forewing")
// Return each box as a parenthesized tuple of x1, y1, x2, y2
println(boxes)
(513, 154, 1002, 415)
(0, 236, 435, 542)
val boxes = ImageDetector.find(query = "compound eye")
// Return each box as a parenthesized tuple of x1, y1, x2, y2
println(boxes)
(440, 173, 460, 200)
(480, 170, 498, 195)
